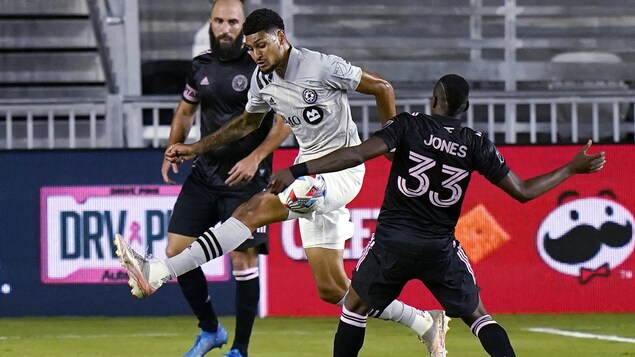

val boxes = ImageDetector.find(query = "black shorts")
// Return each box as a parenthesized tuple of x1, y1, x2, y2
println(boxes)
(168, 171, 268, 254)
(351, 239, 479, 317)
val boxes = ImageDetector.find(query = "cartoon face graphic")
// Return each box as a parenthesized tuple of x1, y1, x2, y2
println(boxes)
(536, 192, 634, 284)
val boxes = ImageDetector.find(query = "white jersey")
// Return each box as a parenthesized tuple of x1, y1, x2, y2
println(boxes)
(246, 47, 363, 162)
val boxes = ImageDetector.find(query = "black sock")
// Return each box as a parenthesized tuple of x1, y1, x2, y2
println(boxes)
(231, 269, 260, 356)
(471, 315, 516, 357)
(177, 267, 218, 332)
(333, 307, 366, 357)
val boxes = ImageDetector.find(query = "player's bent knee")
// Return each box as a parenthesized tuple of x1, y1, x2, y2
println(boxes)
(233, 192, 288, 229)
(316, 284, 346, 304)
(233, 193, 268, 218)
(230, 249, 259, 270)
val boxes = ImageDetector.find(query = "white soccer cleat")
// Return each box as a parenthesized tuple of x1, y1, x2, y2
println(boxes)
(113, 233, 169, 298)
(418, 310, 450, 357)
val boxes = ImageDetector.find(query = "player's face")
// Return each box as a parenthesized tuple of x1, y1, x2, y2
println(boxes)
(245, 30, 285, 74)
(209, 0, 244, 51)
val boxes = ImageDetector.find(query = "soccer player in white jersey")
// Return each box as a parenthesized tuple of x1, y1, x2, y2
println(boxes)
(115, 8, 448, 355)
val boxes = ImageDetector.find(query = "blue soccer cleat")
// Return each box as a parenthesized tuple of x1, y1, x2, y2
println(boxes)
(224, 348, 246, 357)
(183, 324, 228, 357)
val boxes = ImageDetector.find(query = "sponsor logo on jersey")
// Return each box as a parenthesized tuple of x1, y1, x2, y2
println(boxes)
(302, 88, 318, 104)
(200, 76, 209, 86)
(302, 106, 324, 125)
(536, 190, 634, 284)
(232, 74, 248, 92)
(269, 97, 276, 106)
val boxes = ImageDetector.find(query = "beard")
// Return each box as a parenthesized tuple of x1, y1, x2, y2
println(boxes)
(210, 28, 244, 60)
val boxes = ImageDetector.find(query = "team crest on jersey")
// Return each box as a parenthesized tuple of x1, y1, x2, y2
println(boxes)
(303, 106, 324, 125)
(232, 74, 249, 92)
(302, 89, 318, 104)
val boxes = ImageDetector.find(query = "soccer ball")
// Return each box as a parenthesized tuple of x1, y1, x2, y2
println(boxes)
(278, 175, 326, 214)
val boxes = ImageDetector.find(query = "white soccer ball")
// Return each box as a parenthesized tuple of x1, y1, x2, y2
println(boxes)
(278, 175, 326, 214)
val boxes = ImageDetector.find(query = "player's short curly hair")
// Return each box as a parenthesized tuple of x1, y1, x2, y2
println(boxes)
(435, 74, 470, 117)
(243, 8, 285, 36)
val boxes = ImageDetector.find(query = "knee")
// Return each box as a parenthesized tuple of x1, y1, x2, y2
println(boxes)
(232, 193, 284, 229)
(316, 283, 346, 304)
(233, 195, 264, 223)
(230, 249, 258, 271)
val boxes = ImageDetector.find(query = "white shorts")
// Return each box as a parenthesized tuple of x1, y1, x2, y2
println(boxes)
(287, 163, 365, 250)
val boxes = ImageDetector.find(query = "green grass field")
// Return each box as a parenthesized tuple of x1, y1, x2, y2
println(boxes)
(1, 314, 634, 356)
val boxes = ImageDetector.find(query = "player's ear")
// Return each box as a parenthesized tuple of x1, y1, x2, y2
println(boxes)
(276, 29, 286, 44)
(463, 100, 469, 113)
(431, 96, 438, 108)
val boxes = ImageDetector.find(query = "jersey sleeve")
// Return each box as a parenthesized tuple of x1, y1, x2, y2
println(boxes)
(320, 54, 363, 91)
(181, 60, 200, 104)
(245, 69, 272, 114)
(474, 136, 510, 184)
(371, 113, 410, 150)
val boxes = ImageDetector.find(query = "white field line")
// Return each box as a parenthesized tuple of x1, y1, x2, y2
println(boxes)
(0, 329, 311, 341)
(0, 332, 183, 341)
(528, 327, 635, 344)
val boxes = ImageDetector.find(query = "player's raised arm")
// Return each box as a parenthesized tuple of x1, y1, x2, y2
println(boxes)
(268, 136, 389, 194)
(496, 140, 606, 203)
(165, 110, 267, 163)
(355, 69, 396, 125)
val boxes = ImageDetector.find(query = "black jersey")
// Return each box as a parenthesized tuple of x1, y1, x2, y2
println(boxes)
(372, 113, 510, 258)
(181, 49, 274, 196)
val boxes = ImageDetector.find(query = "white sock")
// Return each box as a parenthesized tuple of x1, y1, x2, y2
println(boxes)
(371, 300, 432, 335)
(164, 217, 251, 277)
(336, 290, 348, 306)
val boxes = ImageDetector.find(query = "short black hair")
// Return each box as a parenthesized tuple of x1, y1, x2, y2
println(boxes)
(243, 8, 285, 36)
(435, 74, 469, 116)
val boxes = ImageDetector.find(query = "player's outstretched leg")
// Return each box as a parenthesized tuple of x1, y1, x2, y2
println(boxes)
(114, 233, 172, 298)
(183, 323, 228, 357)
(114, 215, 256, 298)
(419, 310, 450, 357)
(369, 301, 449, 356)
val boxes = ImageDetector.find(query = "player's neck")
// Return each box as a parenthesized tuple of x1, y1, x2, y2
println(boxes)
(275, 45, 292, 79)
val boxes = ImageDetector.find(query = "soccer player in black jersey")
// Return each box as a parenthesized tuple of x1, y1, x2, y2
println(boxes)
(269, 74, 606, 357)
(162, 1, 290, 356)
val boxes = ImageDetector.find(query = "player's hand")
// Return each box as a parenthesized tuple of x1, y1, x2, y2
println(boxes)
(226, 156, 258, 186)
(161, 158, 179, 185)
(267, 168, 295, 194)
(569, 140, 606, 174)
(165, 143, 197, 163)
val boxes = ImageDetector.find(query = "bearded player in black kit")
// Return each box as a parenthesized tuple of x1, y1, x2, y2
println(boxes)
(269, 74, 606, 357)
(162, 1, 290, 356)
